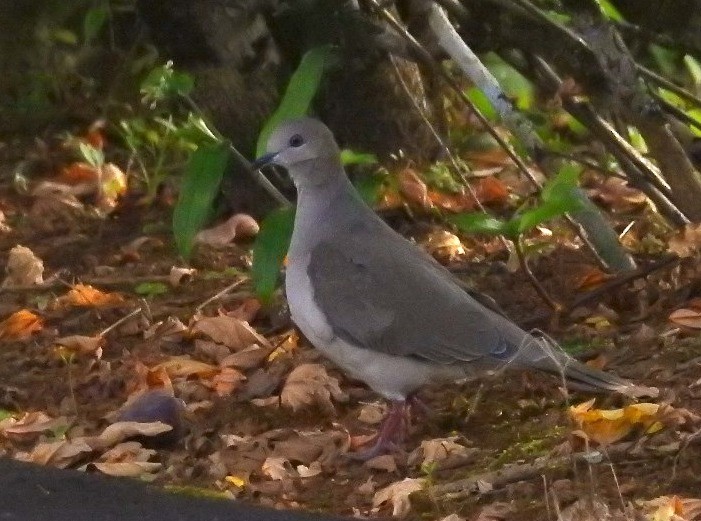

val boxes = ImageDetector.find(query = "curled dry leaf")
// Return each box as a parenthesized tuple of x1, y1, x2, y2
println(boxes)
(569, 399, 663, 445)
(169, 266, 196, 287)
(365, 454, 397, 472)
(2, 245, 44, 287)
(373, 477, 426, 518)
(92, 460, 162, 477)
(421, 230, 465, 262)
(52, 284, 124, 309)
(54, 335, 104, 358)
(87, 421, 173, 451)
(296, 461, 323, 478)
(0, 309, 43, 342)
(195, 213, 260, 247)
(144, 316, 188, 343)
(191, 315, 271, 351)
(262, 456, 295, 481)
(219, 344, 276, 370)
(408, 437, 477, 468)
(638, 496, 701, 521)
(208, 367, 247, 397)
(280, 363, 348, 414)
(669, 306, 701, 329)
(358, 403, 385, 425)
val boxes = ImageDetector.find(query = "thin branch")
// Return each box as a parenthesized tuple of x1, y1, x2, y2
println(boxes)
(637, 64, 701, 109)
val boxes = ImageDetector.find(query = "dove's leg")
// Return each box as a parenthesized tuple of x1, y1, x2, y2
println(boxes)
(349, 400, 407, 460)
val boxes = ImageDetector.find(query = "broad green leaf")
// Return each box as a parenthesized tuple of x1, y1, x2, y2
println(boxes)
(448, 212, 509, 236)
(341, 149, 377, 165)
(83, 5, 108, 45)
(78, 142, 104, 168)
(252, 207, 295, 302)
(648, 44, 680, 79)
(541, 162, 581, 202)
(256, 45, 337, 157)
(465, 87, 498, 122)
(172, 143, 230, 258)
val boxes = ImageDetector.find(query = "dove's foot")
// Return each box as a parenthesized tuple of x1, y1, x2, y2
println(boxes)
(348, 400, 407, 461)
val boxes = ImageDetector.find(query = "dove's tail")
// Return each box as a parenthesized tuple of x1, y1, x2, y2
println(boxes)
(513, 335, 658, 399)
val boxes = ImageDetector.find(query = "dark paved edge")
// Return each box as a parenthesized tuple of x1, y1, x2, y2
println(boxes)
(0, 457, 348, 521)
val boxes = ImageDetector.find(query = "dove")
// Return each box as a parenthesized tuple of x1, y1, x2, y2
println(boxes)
(254, 117, 657, 458)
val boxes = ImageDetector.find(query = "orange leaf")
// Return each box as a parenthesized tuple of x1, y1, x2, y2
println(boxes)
(53, 284, 124, 309)
(575, 267, 611, 291)
(669, 308, 701, 329)
(466, 148, 510, 167)
(155, 356, 219, 378)
(428, 190, 476, 212)
(397, 168, 431, 208)
(57, 162, 100, 185)
(474, 176, 509, 204)
(0, 309, 43, 341)
(570, 400, 660, 445)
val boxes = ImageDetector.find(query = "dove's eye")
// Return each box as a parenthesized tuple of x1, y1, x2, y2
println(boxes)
(289, 134, 305, 147)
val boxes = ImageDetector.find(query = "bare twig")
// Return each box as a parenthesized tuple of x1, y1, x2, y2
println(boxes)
(195, 277, 248, 313)
(514, 239, 563, 313)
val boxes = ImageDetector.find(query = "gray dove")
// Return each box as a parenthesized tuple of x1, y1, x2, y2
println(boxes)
(254, 117, 657, 458)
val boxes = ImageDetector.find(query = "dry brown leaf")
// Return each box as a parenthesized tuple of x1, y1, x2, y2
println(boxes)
(54, 335, 104, 358)
(398, 168, 431, 208)
(155, 356, 219, 378)
(261, 456, 295, 480)
(169, 266, 196, 287)
(143, 317, 188, 343)
(2, 245, 44, 287)
(88, 421, 173, 451)
(219, 344, 275, 370)
(373, 477, 425, 518)
(365, 454, 397, 472)
(428, 189, 476, 212)
(208, 367, 247, 396)
(0, 411, 69, 441)
(53, 284, 124, 309)
(408, 437, 477, 468)
(0, 309, 43, 341)
(474, 176, 509, 204)
(669, 307, 701, 329)
(226, 298, 262, 323)
(473, 503, 515, 521)
(421, 230, 465, 262)
(569, 399, 662, 445)
(28, 184, 85, 233)
(280, 363, 348, 414)
(191, 315, 270, 350)
(16, 438, 93, 468)
(92, 461, 162, 477)
(296, 461, 323, 478)
(575, 266, 611, 291)
(358, 403, 385, 425)
(438, 515, 466, 521)
(195, 213, 259, 246)
(588, 177, 647, 211)
(668, 224, 701, 258)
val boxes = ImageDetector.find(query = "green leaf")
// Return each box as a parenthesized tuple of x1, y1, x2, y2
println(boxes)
(78, 142, 104, 168)
(172, 143, 230, 258)
(134, 281, 169, 297)
(595, 0, 625, 22)
(465, 87, 498, 122)
(684, 54, 701, 88)
(256, 45, 337, 157)
(252, 207, 296, 303)
(483, 53, 535, 110)
(448, 212, 509, 236)
(354, 173, 385, 205)
(340, 149, 377, 165)
(141, 62, 195, 106)
(83, 5, 108, 45)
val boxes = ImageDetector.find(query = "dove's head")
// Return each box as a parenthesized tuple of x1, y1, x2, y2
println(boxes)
(253, 118, 343, 188)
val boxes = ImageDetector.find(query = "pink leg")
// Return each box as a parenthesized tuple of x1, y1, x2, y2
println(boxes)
(349, 400, 407, 461)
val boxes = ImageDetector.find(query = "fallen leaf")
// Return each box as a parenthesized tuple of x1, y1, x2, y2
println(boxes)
(155, 356, 219, 379)
(54, 335, 104, 358)
(365, 454, 397, 472)
(588, 177, 647, 211)
(0, 309, 43, 341)
(208, 367, 247, 396)
(373, 477, 425, 518)
(219, 344, 276, 370)
(0, 411, 68, 441)
(296, 461, 323, 478)
(191, 315, 270, 350)
(53, 284, 124, 309)
(2, 245, 44, 287)
(261, 456, 295, 480)
(398, 168, 431, 208)
(226, 298, 262, 323)
(280, 363, 348, 414)
(575, 266, 611, 291)
(569, 399, 662, 445)
(144, 317, 188, 343)
(668, 223, 701, 258)
(408, 437, 477, 468)
(358, 403, 385, 425)
(195, 213, 259, 246)
(421, 230, 465, 262)
(16, 438, 93, 468)
(474, 176, 509, 204)
(169, 266, 196, 287)
(92, 460, 162, 477)
(88, 421, 173, 451)
(669, 307, 701, 329)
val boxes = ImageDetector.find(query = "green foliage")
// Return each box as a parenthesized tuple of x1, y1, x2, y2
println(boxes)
(256, 45, 337, 157)
(252, 207, 296, 303)
(465, 86, 498, 122)
(78, 142, 104, 168)
(172, 142, 230, 258)
(354, 171, 386, 206)
(482, 53, 535, 110)
(449, 163, 583, 239)
(134, 281, 170, 297)
(83, 4, 109, 45)
(595, 0, 625, 22)
(340, 149, 377, 166)
(140, 61, 195, 108)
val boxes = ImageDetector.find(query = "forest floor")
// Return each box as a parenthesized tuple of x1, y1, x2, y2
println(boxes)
(2, 133, 701, 521)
